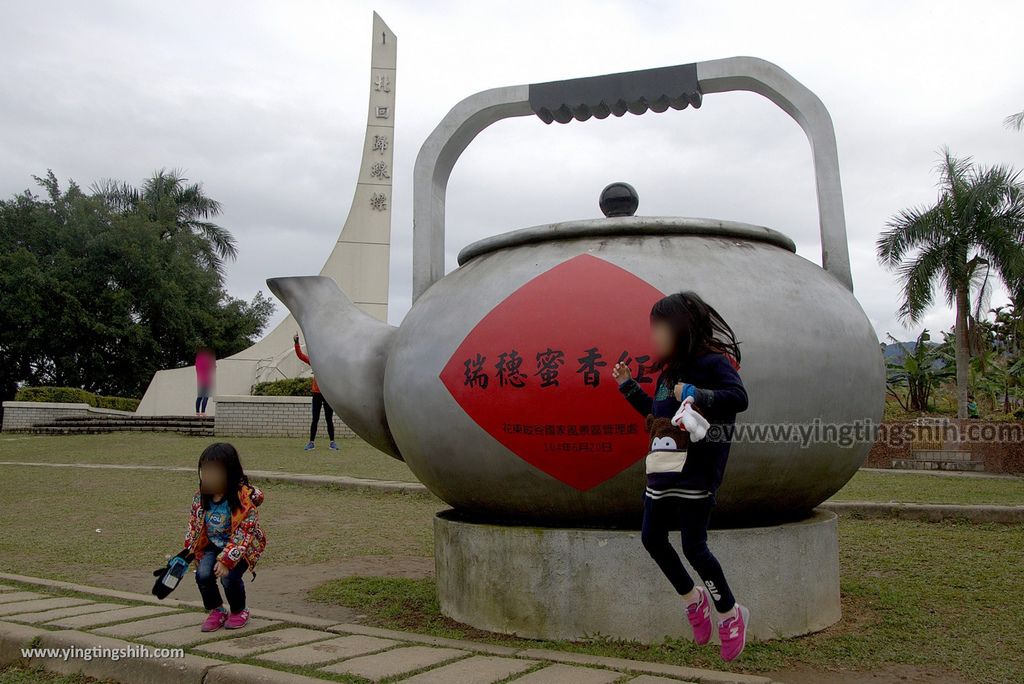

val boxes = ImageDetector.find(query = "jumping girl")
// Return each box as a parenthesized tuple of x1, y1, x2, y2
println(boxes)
(611, 292, 750, 661)
(182, 443, 267, 632)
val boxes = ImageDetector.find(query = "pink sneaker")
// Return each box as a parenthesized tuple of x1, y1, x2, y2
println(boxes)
(200, 608, 227, 632)
(685, 587, 713, 645)
(718, 603, 750, 661)
(225, 609, 250, 629)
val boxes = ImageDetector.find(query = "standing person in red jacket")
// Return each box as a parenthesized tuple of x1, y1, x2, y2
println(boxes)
(195, 347, 216, 416)
(294, 333, 338, 451)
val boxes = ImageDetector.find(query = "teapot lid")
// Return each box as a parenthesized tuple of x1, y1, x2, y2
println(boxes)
(457, 215, 797, 266)
(459, 182, 796, 265)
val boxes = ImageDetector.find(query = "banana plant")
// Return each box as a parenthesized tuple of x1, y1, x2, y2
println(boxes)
(885, 329, 954, 412)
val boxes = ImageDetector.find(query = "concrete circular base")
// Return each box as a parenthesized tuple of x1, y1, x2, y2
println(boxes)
(435, 509, 840, 643)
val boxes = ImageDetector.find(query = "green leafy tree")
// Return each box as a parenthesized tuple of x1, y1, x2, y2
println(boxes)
(0, 171, 273, 401)
(92, 168, 237, 273)
(877, 149, 1024, 418)
(990, 304, 1024, 413)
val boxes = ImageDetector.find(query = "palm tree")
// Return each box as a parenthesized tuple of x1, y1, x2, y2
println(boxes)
(92, 169, 237, 272)
(1006, 111, 1024, 132)
(877, 149, 1024, 418)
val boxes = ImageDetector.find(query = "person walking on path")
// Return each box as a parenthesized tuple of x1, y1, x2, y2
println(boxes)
(294, 333, 338, 451)
(195, 347, 216, 416)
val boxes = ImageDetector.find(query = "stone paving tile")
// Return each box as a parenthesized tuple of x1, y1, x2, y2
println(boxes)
(93, 611, 207, 637)
(396, 655, 538, 684)
(627, 676, 699, 684)
(327, 623, 519, 655)
(511, 663, 623, 684)
(256, 634, 398, 666)
(4, 602, 127, 624)
(27, 627, 223, 684)
(0, 620, 48, 664)
(516, 649, 772, 684)
(205, 663, 337, 684)
(46, 605, 176, 628)
(0, 597, 93, 616)
(0, 591, 44, 604)
(321, 645, 467, 681)
(142, 618, 280, 647)
(196, 627, 333, 657)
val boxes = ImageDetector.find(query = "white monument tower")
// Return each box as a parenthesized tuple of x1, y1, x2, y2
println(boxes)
(136, 12, 396, 415)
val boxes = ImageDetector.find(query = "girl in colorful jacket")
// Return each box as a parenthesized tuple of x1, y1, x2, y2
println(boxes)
(182, 443, 267, 632)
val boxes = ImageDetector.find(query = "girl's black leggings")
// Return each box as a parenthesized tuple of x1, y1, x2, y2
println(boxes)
(310, 391, 335, 442)
(640, 494, 736, 613)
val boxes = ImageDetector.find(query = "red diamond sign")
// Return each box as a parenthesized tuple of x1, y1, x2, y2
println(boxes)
(439, 254, 666, 490)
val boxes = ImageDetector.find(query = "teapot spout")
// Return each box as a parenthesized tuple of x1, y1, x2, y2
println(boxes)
(267, 275, 402, 460)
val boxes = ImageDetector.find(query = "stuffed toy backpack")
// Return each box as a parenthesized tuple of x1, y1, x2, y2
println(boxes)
(644, 400, 710, 475)
(152, 550, 193, 600)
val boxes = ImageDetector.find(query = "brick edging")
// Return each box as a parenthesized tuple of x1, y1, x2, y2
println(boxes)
(820, 501, 1024, 524)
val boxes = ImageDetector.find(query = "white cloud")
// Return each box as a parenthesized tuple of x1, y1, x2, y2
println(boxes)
(2, 0, 1022, 340)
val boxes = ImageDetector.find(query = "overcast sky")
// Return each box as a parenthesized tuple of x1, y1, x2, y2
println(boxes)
(2, 1, 1022, 342)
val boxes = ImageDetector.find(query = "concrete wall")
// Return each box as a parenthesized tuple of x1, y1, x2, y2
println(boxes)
(1, 401, 133, 432)
(435, 509, 841, 642)
(213, 395, 356, 439)
(136, 359, 257, 417)
(866, 419, 1024, 474)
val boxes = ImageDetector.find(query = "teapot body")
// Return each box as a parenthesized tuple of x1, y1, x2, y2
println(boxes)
(384, 217, 884, 525)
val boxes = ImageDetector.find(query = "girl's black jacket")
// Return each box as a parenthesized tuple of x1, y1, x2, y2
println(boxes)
(618, 351, 748, 497)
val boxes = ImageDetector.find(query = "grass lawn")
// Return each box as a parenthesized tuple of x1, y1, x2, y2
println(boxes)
(0, 667, 112, 684)
(311, 518, 1024, 684)
(0, 433, 417, 481)
(832, 469, 1024, 505)
(0, 467, 441, 580)
(1, 433, 1022, 505)
(1, 462, 1022, 682)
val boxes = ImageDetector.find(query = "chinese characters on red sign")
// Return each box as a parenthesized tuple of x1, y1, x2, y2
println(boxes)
(440, 254, 666, 490)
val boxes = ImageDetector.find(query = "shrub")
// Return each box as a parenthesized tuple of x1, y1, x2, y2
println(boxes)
(14, 386, 140, 412)
(92, 395, 141, 412)
(252, 377, 313, 397)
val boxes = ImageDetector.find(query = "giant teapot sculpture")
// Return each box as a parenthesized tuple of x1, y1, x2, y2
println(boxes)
(270, 57, 885, 526)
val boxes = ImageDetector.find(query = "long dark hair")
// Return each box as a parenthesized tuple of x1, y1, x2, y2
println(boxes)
(198, 442, 249, 512)
(649, 292, 741, 382)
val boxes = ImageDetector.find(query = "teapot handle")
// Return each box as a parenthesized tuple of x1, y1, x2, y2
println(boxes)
(412, 56, 853, 300)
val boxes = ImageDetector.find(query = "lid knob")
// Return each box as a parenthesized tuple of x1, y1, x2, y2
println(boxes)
(599, 182, 639, 217)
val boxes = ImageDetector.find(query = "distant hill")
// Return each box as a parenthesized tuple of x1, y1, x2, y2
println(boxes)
(882, 340, 947, 368)
(882, 341, 918, 361)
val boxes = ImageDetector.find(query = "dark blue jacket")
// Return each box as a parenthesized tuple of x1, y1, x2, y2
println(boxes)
(618, 351, 748, 496)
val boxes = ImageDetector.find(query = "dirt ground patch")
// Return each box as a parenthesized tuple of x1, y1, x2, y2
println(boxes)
(89, 555, 434, 622)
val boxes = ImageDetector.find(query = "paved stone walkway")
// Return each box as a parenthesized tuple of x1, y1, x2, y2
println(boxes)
(0, 576, 777, 684)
